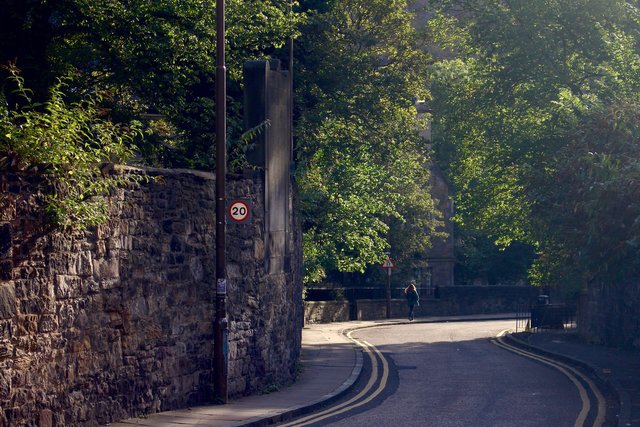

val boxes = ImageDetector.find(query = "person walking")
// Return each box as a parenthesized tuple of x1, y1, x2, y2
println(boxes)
(404, 282, 420, 321)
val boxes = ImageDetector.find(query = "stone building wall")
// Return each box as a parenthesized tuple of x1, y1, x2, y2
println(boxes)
(424, 164, 455, 289)
(0, 167, 302, 426)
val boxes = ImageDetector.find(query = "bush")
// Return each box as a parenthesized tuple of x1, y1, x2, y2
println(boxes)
(0, 65, 146, 230)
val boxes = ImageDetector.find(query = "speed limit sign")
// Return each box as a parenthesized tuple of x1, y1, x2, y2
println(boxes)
(227, 199, 251, 223)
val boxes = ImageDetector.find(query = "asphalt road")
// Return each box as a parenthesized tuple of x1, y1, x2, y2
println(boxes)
(284, 319, 601, 427)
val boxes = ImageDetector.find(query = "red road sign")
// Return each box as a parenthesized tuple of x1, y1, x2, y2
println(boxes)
(381, 257, 397, 269)
(228, 199, 251, 223)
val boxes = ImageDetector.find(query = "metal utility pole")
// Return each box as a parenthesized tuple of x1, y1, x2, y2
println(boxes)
(386, 268, 392, 318)
(214, 0, 228, 404)
(381, 254, 396, 318)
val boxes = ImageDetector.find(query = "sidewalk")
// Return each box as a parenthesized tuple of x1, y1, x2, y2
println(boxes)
(111, 314, 639, 427)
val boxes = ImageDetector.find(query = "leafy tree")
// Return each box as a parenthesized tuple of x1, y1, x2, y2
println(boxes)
(428, 0, 640, 295)
(454, 227, 535, 286)
(0, 0, 303, 168)
(295, 0, 445, 283)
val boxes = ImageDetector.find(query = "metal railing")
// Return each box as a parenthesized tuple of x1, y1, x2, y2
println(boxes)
(305, 286, 414, 301)
(515, 304, 577, 333)
(515, 306, 531, 333)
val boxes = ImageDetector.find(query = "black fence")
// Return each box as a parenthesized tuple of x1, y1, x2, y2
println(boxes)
(305, 287, 409, 301)
(516, 303, 577, 333)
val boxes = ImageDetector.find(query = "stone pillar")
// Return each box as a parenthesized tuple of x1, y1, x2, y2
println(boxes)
(244, 59, 292, 274)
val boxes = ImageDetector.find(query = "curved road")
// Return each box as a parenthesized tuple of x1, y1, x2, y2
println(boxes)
(283, 320, 604, 427)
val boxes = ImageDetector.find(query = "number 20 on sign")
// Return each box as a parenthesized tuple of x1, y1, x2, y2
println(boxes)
(227, 199, 252, 223)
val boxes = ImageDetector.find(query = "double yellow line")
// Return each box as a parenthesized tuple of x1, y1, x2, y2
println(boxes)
(282, 327, 606, 427)
(493, 331, 606, 427)
(279, 329, 389, 427)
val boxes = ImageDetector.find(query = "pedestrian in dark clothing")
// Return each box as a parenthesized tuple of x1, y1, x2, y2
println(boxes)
(404, 282, 419, 321)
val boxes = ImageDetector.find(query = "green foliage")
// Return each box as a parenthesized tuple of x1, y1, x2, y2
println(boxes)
(296, 0, 445, 282)
(429, 0, 640, 291)
(454, 228, 535, 286)
(0, 67, 143, 230)
(529, 101, 640, 285)
(0, 0, 304, 169)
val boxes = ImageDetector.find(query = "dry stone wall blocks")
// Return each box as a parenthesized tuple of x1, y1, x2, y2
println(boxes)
(0, 167, 302, 426)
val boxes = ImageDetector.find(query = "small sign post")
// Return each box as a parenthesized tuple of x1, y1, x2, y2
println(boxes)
(381, 255, 397, 318)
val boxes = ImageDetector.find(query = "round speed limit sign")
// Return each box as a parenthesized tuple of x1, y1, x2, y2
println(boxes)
(228, 199, 251, 223)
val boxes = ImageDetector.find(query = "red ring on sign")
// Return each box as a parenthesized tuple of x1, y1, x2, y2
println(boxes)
(228, 200, 250, 222)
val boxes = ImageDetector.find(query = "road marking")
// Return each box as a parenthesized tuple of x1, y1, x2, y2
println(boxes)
(279, 331, 389, 426)
(493, 330, 606, 427)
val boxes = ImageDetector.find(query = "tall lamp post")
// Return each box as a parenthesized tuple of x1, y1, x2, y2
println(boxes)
(214, 0, 228, 404)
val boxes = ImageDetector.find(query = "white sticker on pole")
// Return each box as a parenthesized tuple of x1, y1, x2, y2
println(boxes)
(217, 278, 227, 295)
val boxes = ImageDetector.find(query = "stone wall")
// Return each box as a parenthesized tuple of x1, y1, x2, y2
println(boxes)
(578, 280, 640, 350)
(303, 286, 539, 323)
(0, 167, 302, 426)
(354, 300, 408, 320)
(304, 301, 350, 324)
(432, 285, 538, 315)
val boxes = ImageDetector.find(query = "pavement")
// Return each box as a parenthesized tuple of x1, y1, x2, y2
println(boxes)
(110, 314, 640, 427)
